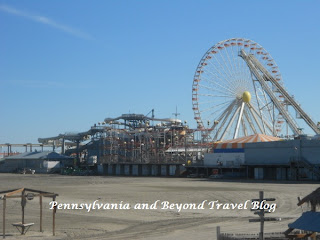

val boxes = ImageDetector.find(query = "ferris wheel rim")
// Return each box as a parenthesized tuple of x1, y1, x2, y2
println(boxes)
(192, 38, 284, 140)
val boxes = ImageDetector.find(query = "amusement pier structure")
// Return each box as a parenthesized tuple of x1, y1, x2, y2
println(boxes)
(37, 112, 206, 167)
(2, 38, 320, 179)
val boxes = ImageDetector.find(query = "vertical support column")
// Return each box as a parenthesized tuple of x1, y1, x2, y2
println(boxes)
(21, 189, 26, 224)
(3, 196, 6, 239)
(52, 196, 56, 236)
(259, 191, 264, 240)
(40, 195, 43, 232)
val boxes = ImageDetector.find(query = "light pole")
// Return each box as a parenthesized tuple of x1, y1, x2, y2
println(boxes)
(184, 121, 188, 164)
(168, 138, 171, 162)
(131, 139, 134, 162)
(140, 143, 144, 163)
(152, 140, 155, 162)
(124, 142, 127, 162)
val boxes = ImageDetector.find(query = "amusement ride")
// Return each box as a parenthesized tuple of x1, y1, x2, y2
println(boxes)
(192, 38, 320, 141)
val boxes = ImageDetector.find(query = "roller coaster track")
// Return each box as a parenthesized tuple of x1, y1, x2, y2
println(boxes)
(240, 49, 320, 135)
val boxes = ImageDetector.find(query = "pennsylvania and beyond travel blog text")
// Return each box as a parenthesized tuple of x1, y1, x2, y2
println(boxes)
(49, 200, 277, 213)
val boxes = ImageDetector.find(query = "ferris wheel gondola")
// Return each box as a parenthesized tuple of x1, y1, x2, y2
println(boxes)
(192, 38, 286, 141)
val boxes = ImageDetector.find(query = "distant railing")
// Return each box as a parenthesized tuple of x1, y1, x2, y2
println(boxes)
(0, 152, 21, 157)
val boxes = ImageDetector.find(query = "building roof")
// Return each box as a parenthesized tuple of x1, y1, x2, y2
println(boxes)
(4, 151, 73, 160)
(288, 211, 320, 232)
(214, 134, 281, 149)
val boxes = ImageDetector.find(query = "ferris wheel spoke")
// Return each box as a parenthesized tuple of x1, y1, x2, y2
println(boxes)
(193, 38, 285, 140)
(217, 48, 239, 87)
(231, 45, 247, 92)
(238, 43, 252, 87)
(205, 100, 235, 120)
(231, 43, 247, 89)
(210, 54, 239, 90)
(205, 59, 238, 93)
(211, 53, 236, 84)
(208, 104, 235, 132)
(201, 76, 237, 96)
(199, 100, 232, 113)
(237, 45, 251, 89)
(224, 45, 238, 79)
(206, 107, 230, 122)
(198, 99, 232, 106)
(230, 44, 240, 79)
(197, 84, 235, 97)
(228, 44, 250, 93)
(197, 89, 234, 98)
(236, 43, 245, 86)
(197, 93, 235, 98)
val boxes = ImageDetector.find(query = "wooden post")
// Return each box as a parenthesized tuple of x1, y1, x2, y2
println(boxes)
(40, 195, 43, 232)
(259, 191, 264, 240)
(52, 196, 56, 236)
(216, 226, 221, 240)
(3, 196, 6, 239)
(21, 190, 25, 224)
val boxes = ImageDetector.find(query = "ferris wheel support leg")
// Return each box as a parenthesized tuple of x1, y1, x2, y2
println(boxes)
(243, 108, 257, 134)
(206, 100, 235, 136)
(247, 104, 265, 134)
(241, 116, 248, 136)
(220, 104, 241, 141)
(212, 100, 237, 141)
(234, 102, 245, 139)
(248, 103, 274, 135)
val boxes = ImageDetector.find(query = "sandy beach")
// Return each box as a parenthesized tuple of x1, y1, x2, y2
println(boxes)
(0, 174, 317, 239)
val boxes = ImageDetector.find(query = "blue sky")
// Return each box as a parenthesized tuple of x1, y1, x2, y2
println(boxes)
(1, 0, 320, 143)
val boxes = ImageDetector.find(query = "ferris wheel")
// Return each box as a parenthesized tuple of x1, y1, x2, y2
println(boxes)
(192, 38, 286, 141)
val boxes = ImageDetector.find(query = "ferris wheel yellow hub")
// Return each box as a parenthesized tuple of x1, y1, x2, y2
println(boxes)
(242, 91, 251, 103)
